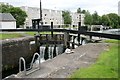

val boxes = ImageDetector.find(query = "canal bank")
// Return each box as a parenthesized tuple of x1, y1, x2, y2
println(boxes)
(7, 43, 109, 78)
(1, 36, 37, 78)
(2, 28, 119, 79)
(1, 34, 66, 79)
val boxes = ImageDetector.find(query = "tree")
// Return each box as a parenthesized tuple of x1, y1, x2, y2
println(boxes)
(81, 10, 86, 14)
(118, 16, 120, 27)
(77, 8, 81, 13)
(0, 4, 27, 28)
(0, 4, 13, 12)
(92, 11, 101, 25)
(101, 15, 111, 26)
(107, 13, 119, 28)
(62, 11, 72, 25)
(9, 7, 27, 28)
(84, 11, 93, 25)
(77, 8, 86, 14)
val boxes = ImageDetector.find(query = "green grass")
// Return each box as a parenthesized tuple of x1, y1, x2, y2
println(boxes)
(25, 32, 59, 36)
(25, 32, 37, 36)
(104, 39, 119, 44)
(0, 32, 60, 39)
(0, 33, 24, 40)
(70, 40, 119, 78)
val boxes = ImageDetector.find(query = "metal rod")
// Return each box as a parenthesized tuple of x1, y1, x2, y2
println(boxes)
(40, 0, 42, 21)
(19, 57, 26, 75)
(39, 0, 43, 31)
(30, 53, 41, 69)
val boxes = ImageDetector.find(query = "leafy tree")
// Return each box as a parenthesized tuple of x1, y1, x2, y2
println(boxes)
(107, 13, 119, 28)
(9, 7, 27, 28)
(62, 11, 72, 25)
(0, 4, 13, 12)
(81, 8, 119, 29)
(77, 8, 86, 14)
(0, 4, 27, 28)
(81, 10, 86, 14)
(118, 16, 120, 26)
(84, 11, 93, 25)
(92, 11, 101, 25)
(101, 15, 111, 26)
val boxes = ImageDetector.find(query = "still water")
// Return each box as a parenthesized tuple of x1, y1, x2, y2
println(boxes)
(102, 29, 120, 35)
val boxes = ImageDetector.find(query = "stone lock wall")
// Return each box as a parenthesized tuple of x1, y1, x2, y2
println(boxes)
(2, 37, 37, 71)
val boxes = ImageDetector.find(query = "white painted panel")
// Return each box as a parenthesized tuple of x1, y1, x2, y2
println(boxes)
(1, 22, 16, 29)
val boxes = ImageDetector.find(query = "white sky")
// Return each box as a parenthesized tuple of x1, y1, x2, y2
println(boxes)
(0, 0, 119, 15)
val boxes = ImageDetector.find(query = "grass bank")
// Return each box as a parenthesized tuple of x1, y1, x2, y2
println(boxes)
(70, 40, 119, 78)
(0, 32, 60, 40)
(104, 39, 119, 44)
(25, 32, 59, 36)
(0, 33, 24, 40)
(25, 32, 52, 36)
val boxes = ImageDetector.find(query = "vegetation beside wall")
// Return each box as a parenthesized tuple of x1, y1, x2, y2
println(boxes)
(25, 32, 55, 36)
(0, 33, 24, 40)
(70, 40, 119, 78)
(0, 32, 60, 40)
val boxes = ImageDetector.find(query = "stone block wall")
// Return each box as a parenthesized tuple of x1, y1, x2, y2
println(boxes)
(2, 37, 37, 71)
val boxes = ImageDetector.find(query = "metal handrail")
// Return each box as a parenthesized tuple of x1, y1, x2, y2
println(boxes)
(30, 53, 40, 69)
(18, 53, 40, 76)
(19, 57, 26, 75)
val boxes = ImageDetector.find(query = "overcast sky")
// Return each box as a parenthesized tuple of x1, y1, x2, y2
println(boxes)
(1, 0, 119, 15)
